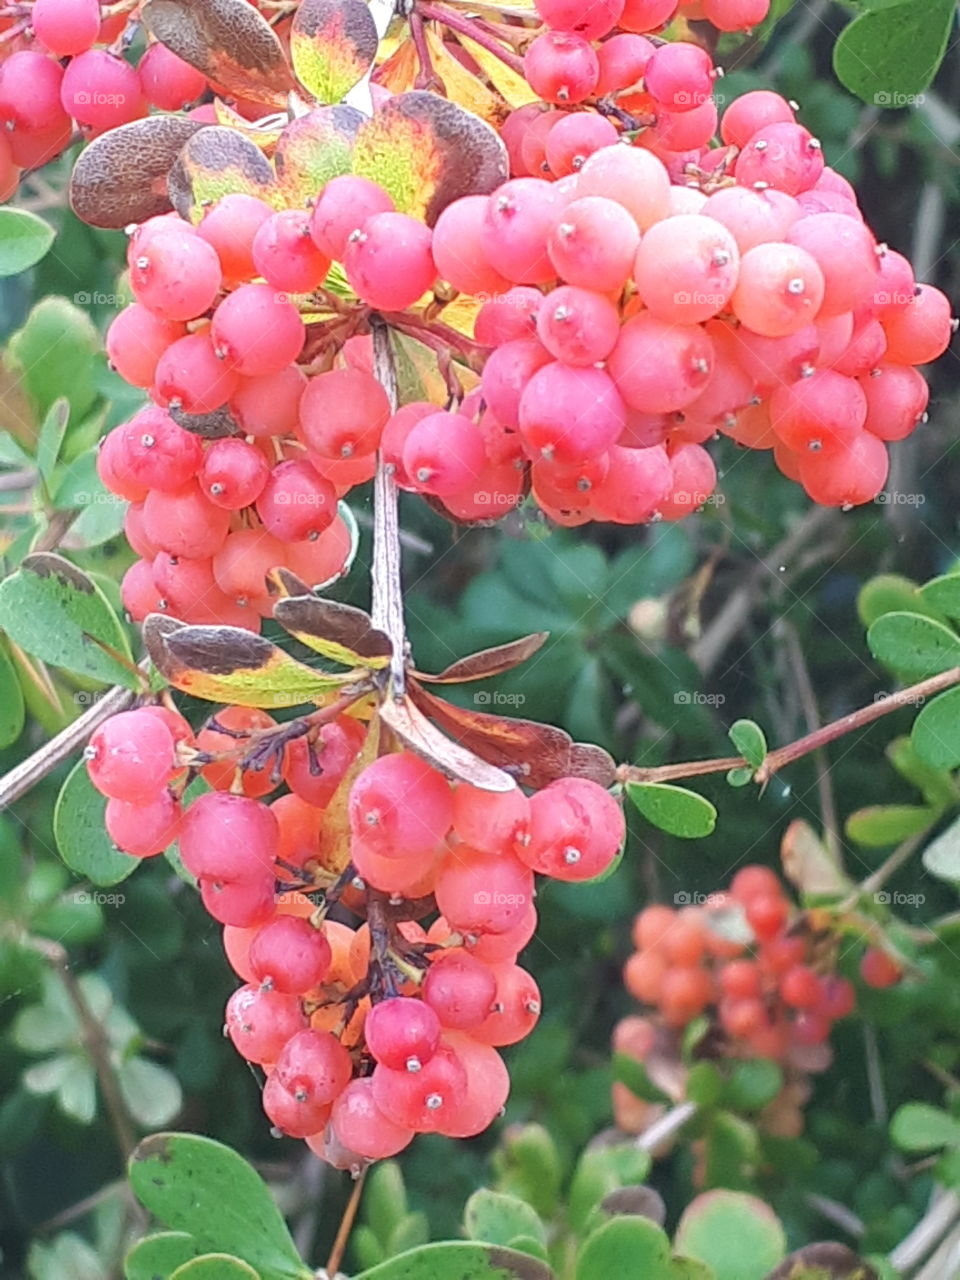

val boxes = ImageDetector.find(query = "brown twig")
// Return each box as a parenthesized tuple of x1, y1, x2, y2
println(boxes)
(409, 9, 445, 92)
(617, 666, 960, 788)
(370, 320, 407, 701)
(324, 1165, 368, 1277)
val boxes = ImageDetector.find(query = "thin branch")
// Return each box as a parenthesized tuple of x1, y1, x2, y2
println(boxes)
(28, 936, 138, 1159)
(779, 619, 841, 859)
(617, 666, 960, 788)
(635, 1100, 697, 1152)
(324, 1165, 368, 1278)
(804, 1193, 866, 1240)
(0, 680, 137, 811)
(370, 320, 407, 702)
(890, 1187, 960, 1274)
(417, 2, 527, 76)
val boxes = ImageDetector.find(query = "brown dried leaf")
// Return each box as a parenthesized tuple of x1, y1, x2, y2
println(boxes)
(168, 126, 279, 223)
(410, 683, 575, 790)
(414, 632, 548, 685)
(764, 1243, 878, 1280)
(272, 594, 392, 669)
(143, 613, 356, 707)
(69, 116, 208, 229)
(567, 741, 618, 787)
(781, 819, 852, 898)
(142, 0, 296, 107)
(352, 90, 508, 226)
(272, 106, 362, 209)
(380, 694, 516, 792)
(291, 0, 379, 105)
(168, 404, 242, 439)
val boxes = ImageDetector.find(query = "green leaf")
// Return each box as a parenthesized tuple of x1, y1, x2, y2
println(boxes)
(612, 1052, 670, 1103)
(36, 397, 70, 486)
(834, 0, 955, 105)
(728, 720, 767, 769)
(922, 816, 960, 887)
(128, 1133, 310, 1279)
(858, 574, 941, 628)
(0, 207, 55, 276)
(0, 553, 137, 688)
(845, 804, 938, 847)
(119, 1058, 183, 1128)
(7, 296, 100, 421)
(57, 1056, 98, 1124)
(125, 1231, 203, 1280)
(674, 1192, 786, 1280)
(867, 611, 960, 680)
(465, 1191, 546, 1250)
(890, 1102, 960, 1152)
(726, 767, 753, 788)
(290, 0, 378, 104)
(353, 1242, 555, 1280)
(574, 1216, 673, 1280)
(0, 638, 25, 747)
(568, 1146, 652, 1235)
(920, 574, 960, 620)
(28, 1232, 106, 1280)
(54, 761, 139, 888)
(912, 688, 960, 770)
(723, 1060, 783, 1112)
(686, 1062, 724, 1109)
(22, 1052, 78, 1095)
(626, 782, 717, 839)
(13, 1003, 74, 1054)
(887, 735, 959, 808)
(171, 1257, 260, 1280)
(363, 1162, 411, 1249)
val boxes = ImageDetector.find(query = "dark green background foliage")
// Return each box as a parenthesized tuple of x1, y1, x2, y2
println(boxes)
(3, 1, 960, 1276)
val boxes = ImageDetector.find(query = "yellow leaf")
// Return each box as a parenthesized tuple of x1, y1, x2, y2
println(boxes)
(457, 33, 539, 110)
(425, 27, 503, 125)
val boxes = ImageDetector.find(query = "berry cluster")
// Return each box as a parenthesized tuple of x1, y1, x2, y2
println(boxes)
(0, 0, 219, 201)
(620, 866, 861, 1069)
(474, 73, 952, 518)
(84, 701, 625, 1167)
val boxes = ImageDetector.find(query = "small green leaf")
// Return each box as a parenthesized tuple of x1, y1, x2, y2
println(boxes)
(845, 804, 938, 847)
(674, 1191, 786, 1280)
(0, 638, 25, 747)
(568, 1146, 652, 1235)
(888, 735, 959, 808)
(290, 0, 378, 104)
(353, 1241, 555, 1279)
(119, 1058, 183, 1128)
(171, 1257, 260, 1280)
(833, 0, 955, 106)
(920, 574, 960, 620)
(858, 574, 940, 628)
(465, 1190, 547, 1250)
(125, 1231, 202, 1280)
(728, 719, 767, 769)
(54, 761, 139, 888)
(57, 1056, 98, 1124)
(574, 1216, 673, 1280)
(12, 1004, 74, 1054)
(922, 815, 960, 887)
(7, 296, 100, 421)
(867, 612, 960, 681)
(0, 553, 137, 688)
(36, 397, 71, 487)
(29, 1231, 106, 1280)
(723, 1060, 783, 1112)
(626, 782, 717, 839)
(890, 1102, 960, 1152)
(0, 207, 56, 276)
(726, 766, 753, 788)
(128, 1133, 310, 1278)
(686, 1062, 723, 1109)
(912, 687, 960, 770)
(612, 1053, 670, 1103)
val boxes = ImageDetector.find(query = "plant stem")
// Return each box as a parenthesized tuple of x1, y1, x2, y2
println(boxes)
(28, 936, 138, 1160)
(370, 320, 407, 702)
(635, 1100, 697, 1152)
(324, 1165, 368, 1278)
(417, 2, 527, 76)
(0, 680, 138, 811)
(617, 666, 960, 789)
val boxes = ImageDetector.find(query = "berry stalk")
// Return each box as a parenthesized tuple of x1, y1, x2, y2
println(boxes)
(370, 320, 408, 702)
